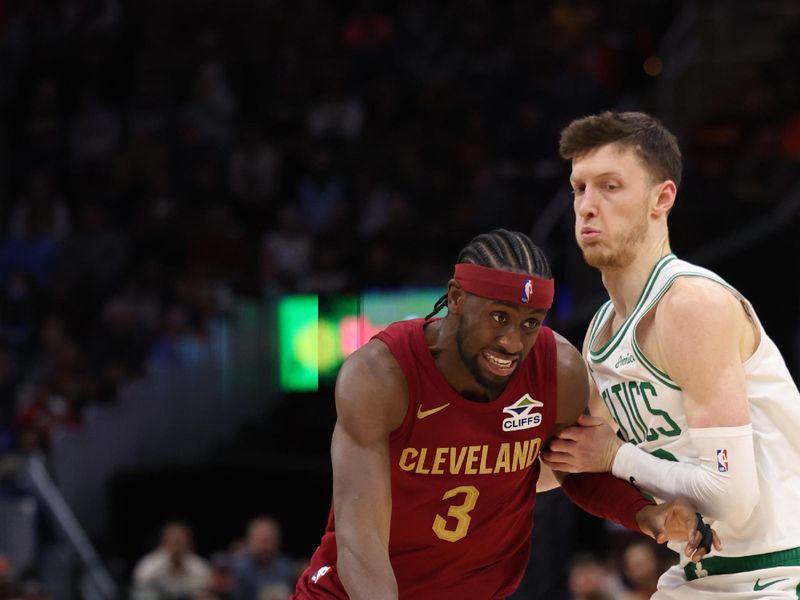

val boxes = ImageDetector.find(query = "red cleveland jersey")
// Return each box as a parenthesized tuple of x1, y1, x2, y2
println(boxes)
(293, 318, 558, 600)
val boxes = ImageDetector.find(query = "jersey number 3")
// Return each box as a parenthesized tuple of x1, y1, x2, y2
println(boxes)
(432, 485, 479, 542)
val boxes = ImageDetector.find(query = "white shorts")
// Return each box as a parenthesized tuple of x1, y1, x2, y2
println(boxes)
(653, 564, 800, 599)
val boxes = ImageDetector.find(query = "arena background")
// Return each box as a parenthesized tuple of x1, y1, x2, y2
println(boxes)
(0, 0, 799, 598)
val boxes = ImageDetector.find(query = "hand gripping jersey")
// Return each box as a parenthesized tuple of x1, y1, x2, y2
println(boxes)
(586, 254, 800, 581)
(292, 318, 558, 600)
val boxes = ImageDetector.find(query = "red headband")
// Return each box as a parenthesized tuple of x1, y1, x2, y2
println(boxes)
(454, 263, 554, 309)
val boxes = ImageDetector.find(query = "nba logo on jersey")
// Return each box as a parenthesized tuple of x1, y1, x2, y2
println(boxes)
(521, 279, 533, 304)
(716, 449, 729, 472)
(312, 565, 331, 584)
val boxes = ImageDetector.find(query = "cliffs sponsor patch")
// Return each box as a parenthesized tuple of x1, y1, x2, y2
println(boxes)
(502, 393, 543, 432)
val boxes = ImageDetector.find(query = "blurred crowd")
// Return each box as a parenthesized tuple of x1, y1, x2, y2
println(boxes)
(0, 0, 799, 598)
(123, 515, 673, 600)
(129, 517, 296, 600)
(1, 0, 799, 461)
(0, 0, 685, 459)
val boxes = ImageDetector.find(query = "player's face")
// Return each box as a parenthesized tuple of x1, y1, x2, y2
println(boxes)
(456, 295, 546, 393)
(570, 143, 656, 270)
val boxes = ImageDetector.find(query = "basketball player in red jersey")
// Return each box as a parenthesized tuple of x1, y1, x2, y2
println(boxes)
(292, 230, 718, 600)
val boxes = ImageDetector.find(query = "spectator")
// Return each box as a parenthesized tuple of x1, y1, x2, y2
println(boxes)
(227, 125, 282, 209)
(181, 60, 239, 154)
(296, 145, 346, 234)
(566, 554, 627, 600)
(53, 201, 129, 296)
(0, 273, 39, 349)
(231, 517, 295, 600)
(620, 541, 662, 600)
(88, 297, 152, 394)
(15, 381, 80, 452)
(146, 305, 211, 372)
(306, 77, 365, 142)
(0, 200, 61, 286)
(131, 522, 211, 600)
(8, 169, 71, 242)
(259, 206, 313, 296)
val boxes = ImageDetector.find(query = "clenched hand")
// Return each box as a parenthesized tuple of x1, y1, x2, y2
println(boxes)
(636, 498, 722, 563)
(542, 414, 622, 473)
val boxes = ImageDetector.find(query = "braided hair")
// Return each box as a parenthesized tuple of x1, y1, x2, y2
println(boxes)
(425, 229, 552, 318)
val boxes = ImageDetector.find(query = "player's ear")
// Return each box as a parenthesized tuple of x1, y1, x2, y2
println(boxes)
(447, 279, 466, 314)
(652, 180, 676, 216)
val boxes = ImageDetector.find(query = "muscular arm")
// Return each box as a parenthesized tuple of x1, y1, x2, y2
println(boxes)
(611, 279, 759, 522)
(537, 334, 651, 525)
(547, 279, 760, 523)
(656, 278, 753, 428)
(536, 333, 588, 492)
(332, 340, 407, 600)
(538, 332, 717, 556)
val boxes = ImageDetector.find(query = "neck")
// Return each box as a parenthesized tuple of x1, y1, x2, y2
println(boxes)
(600, 235, 671, 320)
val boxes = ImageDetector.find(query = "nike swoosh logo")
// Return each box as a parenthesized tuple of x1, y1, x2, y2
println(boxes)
(417, 403, 450, 419)
(754, 578, 789, 591)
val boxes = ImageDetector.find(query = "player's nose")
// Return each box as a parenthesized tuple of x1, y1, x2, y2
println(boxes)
(497, 327, 524, 354)
(575, 187, 599, 219)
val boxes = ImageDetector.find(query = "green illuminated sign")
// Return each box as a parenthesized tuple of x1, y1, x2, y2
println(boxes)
(277, 289, 442, 392)
(278, 296, 319, 391)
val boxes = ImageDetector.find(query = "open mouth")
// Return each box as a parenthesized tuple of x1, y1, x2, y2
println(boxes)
(482, 351, 518, 377)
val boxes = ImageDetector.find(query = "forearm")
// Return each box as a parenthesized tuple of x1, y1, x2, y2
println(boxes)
(337, 538, 398, 600)
(612, 424, 759, 522)
(536, 460, 560, 492)
(559, 471, 653, 532)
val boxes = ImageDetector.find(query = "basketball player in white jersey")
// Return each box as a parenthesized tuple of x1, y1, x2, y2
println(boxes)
(542, 111, 800, 598)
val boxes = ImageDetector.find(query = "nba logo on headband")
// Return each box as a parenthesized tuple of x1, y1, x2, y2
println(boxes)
(521, 279, 533, 304)
(453, 263, 554, 309)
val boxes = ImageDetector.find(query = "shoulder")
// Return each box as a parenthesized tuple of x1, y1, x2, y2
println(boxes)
(337, 338, 407, 398)
(187, 553, 211, 574)
(659, 276, 740, 313)
(553, 331, 588, 382)
(655, 277, 746, 336)
(335, 338, 408, 435)
(552, 331, 589, 426)
(653, 276, 752, 374)
(133, 551, 165, 579)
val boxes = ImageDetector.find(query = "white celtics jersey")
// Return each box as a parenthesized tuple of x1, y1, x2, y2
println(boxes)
(587, 254, 800, 571)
